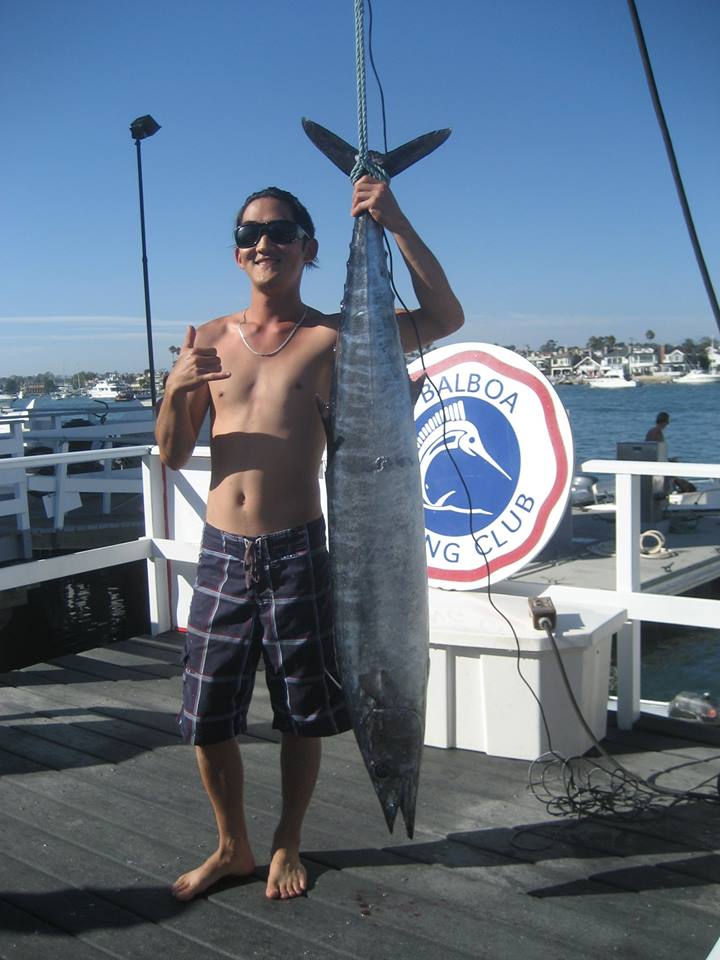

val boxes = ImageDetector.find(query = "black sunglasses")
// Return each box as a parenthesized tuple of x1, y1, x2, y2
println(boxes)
(234, 219, 309, 248)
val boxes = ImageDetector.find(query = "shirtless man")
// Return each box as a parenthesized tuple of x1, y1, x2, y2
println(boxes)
(156, 175, 464, 902)
(645, 411, 670, 443)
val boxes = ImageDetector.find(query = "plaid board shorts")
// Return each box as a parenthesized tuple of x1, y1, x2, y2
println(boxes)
(179, 517, 352, 746)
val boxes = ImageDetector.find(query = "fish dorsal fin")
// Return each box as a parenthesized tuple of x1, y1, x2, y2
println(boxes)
(302, 118, 451, 181)
(408, 372, 427, 408)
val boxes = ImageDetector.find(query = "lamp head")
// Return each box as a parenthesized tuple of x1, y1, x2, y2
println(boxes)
(130, 115, 161, 141)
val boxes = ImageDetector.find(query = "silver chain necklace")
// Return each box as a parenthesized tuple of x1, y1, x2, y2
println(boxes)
(236, 307, 308, 357)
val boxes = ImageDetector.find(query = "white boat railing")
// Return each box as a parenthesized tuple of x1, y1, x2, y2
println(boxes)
(0, 446, 717, 735)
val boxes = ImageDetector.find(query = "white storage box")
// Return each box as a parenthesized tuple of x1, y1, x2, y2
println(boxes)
(425, 590, 626, 760)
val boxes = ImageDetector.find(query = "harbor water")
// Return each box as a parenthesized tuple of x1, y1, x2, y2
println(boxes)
(0, 562, 149, 672)
(557, 380, 720, 467)
(1, 383, 718, 702)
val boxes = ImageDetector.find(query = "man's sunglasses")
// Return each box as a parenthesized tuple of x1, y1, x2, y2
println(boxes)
(234, 220, 309, 248)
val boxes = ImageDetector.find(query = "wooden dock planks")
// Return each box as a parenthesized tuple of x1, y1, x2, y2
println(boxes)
(0, 634, 719, 960)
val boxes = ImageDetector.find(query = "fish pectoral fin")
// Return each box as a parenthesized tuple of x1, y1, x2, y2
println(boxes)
(315, 394, 330, 424)
(316, 395, 340, 460)
(408, 372, 427, 407)
(435, 490, 456, 507)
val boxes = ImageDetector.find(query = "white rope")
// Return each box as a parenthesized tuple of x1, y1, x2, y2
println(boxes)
(639, 529, 665, 555)
(350, 0, 388, 183)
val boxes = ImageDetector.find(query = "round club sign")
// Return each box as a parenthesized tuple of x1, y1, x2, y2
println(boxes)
(408, 343, 573, 590)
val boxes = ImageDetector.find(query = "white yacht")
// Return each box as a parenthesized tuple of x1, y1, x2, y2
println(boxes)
(674, 369, 720, 384)
(89, 379, 130, 400)
(587, 370, 637, 389)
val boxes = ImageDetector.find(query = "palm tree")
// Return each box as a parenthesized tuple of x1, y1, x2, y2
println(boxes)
(645, 329, 656, 343)
(169, 345, 181, 365)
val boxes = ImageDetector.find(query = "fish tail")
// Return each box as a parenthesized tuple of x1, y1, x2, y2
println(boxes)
(399, 778, 418, 839)
(302, 118, 450, 180)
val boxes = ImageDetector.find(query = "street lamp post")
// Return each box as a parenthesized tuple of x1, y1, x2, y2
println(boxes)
(130, 114, 161, 411)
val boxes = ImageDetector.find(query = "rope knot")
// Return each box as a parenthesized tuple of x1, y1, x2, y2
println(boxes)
(350, 153, 389, 184)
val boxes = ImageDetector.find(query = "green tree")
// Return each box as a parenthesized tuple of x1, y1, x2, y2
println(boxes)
(645, 329, 655, 342)
(4, 377, 18, 395)
(680, 338, 699, 364)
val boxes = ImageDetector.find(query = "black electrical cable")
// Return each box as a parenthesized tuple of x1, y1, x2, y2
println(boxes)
(529, 618, 720, 817)
(366, 0, 388, 154)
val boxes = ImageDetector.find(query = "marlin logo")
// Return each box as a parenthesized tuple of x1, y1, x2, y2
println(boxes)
(417, 400, 512, 515)
(410, 343, 574, 590)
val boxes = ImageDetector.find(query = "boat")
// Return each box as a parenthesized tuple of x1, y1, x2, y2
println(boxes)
(586, 370, 637, 389)
(673, 369, 720, 384)
(89, 379, 131, 400)
(667, 480, 720, 512)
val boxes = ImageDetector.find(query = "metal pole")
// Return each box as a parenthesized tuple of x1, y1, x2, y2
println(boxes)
(134, 138, 158, 412)
(627, 0, 720, 336)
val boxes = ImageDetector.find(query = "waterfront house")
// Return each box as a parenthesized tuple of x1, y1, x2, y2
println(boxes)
(661, 347, 687, 375)
(527, 351, 550, 376)
(21, 381, 48, 397)
(599, 349, 628, 376)
(549, 352, 576, 381)
(627, 345, 657, 376)
(573, 354, 602, 379)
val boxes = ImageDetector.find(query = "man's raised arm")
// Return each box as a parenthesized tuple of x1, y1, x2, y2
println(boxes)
(155, 325, 230, 470)
(350, 176, 464, 352)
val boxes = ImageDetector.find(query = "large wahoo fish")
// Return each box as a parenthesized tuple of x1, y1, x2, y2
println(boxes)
(303, 118, 450, 838)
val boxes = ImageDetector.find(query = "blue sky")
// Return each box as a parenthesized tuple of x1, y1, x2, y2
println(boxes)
(2, 0, 719, 375)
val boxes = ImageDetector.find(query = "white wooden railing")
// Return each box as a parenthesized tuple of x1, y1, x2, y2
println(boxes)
(0, 407, 155, 531)
(0, 446, 717, 733)
(557, 459, 720, 729)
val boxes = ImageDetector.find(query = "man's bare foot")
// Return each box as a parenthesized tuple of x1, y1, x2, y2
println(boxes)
(266, 846, 307, 900)
(172, 843, 256, 902)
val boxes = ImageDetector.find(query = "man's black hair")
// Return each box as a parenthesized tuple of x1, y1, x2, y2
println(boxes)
(236, 186, 318, 268)
(656, 411, 670, 424)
